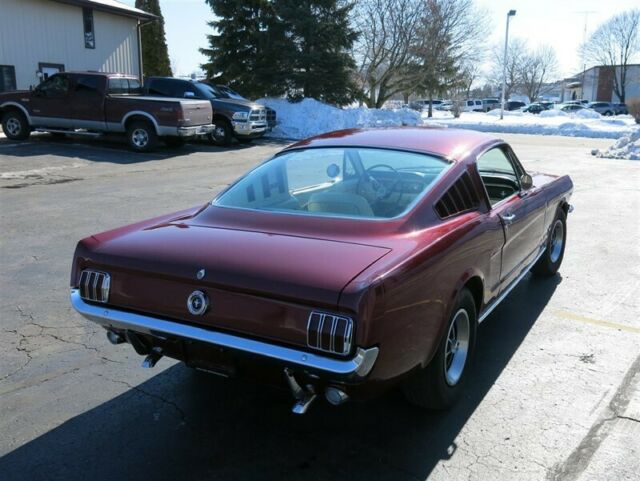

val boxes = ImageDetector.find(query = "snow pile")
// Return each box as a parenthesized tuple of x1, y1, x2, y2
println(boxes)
(257, 98, 420, 139)
(256, 97, 638, 140)
(592, 128, 640, 160)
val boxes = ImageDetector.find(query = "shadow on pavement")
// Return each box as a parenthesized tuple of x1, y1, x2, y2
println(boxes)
(0, 275, 560, 481)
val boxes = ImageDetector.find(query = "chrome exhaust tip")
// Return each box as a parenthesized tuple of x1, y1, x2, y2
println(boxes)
(141, 347, 163, 368)
(106, 330, 125, 345)
(325, 387, 349, 405)
(284, 368, 317, 414)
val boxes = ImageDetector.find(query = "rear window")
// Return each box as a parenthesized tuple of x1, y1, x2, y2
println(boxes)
(108, 78, 141, 95)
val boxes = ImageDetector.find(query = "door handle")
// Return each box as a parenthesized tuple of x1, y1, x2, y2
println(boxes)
(501, 213, 516, 224)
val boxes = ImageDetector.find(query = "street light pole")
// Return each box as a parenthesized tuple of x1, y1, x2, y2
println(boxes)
(500, 9, 516, 120)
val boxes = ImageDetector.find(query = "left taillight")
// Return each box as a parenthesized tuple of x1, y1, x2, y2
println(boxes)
(79, 270, 110, 303)
(306, 311, 353, 356)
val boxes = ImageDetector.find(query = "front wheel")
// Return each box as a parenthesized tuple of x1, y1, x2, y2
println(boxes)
(2, 110, 31, 140)
(531, 210, 567, 277)
(402, 288, 477, 409)
(208, 120, 233, 146)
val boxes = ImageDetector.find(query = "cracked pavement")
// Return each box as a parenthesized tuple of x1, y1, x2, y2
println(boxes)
(0, 132, 638, 480)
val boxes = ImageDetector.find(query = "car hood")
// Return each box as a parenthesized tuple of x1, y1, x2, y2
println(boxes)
(83, 222, 390, 309)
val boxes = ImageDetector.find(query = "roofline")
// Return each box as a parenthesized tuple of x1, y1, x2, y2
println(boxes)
(49, 0, 157, 22)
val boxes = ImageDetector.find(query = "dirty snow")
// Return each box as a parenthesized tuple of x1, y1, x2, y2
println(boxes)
(257, 97, 638, 141)
(591, 128, 640, 160)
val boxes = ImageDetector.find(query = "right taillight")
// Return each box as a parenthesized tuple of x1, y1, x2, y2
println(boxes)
(307, 312, 353, 356)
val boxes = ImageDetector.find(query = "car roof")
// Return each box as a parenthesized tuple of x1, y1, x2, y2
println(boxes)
(284, 127, 500, 161)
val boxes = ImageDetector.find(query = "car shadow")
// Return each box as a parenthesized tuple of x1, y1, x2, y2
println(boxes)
(0, 274, 560, 481)
(0, 133, 290, 164)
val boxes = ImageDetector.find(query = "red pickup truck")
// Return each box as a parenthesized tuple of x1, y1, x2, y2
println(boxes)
(0, 72, 215, 152)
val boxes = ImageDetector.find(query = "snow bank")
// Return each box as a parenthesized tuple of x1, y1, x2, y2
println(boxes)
(592, 129, 640, 160)
(257, 98, 420, 139)
(256, 97, 638, 140)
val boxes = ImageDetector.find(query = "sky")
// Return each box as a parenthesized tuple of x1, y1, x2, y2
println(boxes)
(122, 0, 640, 79)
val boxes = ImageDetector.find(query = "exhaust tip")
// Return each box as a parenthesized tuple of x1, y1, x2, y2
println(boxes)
(106, 330, 125, 345)
(325, 387, 349, 405)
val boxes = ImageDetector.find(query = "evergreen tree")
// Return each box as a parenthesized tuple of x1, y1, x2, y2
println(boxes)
(200, 0, 288, 99)
(135, 0, 172, 77)
(276, 0, 359, 106)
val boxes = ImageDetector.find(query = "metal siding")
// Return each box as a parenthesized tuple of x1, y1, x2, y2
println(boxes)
(0, 0, 140, 90)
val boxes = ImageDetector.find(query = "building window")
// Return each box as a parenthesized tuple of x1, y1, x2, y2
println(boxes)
(0, 65, 17, 92)
(83, 8, 95, 49)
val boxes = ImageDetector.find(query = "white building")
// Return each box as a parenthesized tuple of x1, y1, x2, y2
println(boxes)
(563, 64, 640, 103)
(0, 0, 155, 92)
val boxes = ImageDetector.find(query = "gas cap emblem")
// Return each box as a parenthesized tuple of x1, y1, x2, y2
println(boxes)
(187, 290, 209, 316)
(197, 269, 205, 280)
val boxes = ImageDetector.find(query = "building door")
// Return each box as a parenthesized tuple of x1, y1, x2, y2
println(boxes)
(38, 62, 65, 82)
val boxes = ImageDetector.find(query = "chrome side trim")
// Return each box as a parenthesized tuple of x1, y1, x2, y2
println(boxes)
(70, 289, 378, 378)
(478, 246, 546, 324)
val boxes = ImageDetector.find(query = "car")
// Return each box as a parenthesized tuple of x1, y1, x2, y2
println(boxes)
(560, 104, 585, 112)
(70, 127, 573, 414)
(461, 99, 484, 112)
(612, 103, 629, 115)
(0, 72, 215, 152)
(522, 103, 547, 114)
(215, 84, 277, 129)
(410, 99, 444, 111)
(482, 98, 500, 112)
(144, 77, 276, 146)
(505, 100, 526, 111)
(587, 102, 615, 116)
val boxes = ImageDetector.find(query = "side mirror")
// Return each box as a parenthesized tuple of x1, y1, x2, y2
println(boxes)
(520, 173, 533, 190)
(184, 91, 195, 98)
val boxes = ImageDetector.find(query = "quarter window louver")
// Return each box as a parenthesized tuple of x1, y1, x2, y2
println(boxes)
(79, 269, 110, 303)
(435, 171, 481, 219)
(307, 312, 353, 356)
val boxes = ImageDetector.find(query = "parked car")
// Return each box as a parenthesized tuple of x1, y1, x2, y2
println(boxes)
(0, 72, 215, 151)
(505, 100, 526, 111)
(587, 102, 615, 116)
(613, 103, 629, 115)
(522, 103, 548, 114)
(559, 104, 586, 113)
(70, 127, 573, 414)
(144, 77, 276, 146)
(482, 98, 500, 112)
(463, 99, 484, 112)
(215, 84, 277, 128)
(410, 99, 444, 110)
(564, 99, 589, 106)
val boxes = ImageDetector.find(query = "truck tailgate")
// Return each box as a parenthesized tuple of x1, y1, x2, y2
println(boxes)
(179, 100, 212, 126)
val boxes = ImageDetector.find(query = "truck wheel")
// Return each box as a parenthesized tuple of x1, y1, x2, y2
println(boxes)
(531, 209, 567, 277)
(402, 288, 477, 409)
(126, 120, 157, 152)
(2, 110, 31, 141)
(164, 136, 186, 148)
(208, 120, 232, 146)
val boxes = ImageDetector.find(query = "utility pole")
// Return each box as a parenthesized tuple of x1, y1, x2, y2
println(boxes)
(575, 10, 596, 100)
(500, 10, 516, 120)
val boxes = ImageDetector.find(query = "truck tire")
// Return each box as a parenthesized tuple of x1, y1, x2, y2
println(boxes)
(531, 209, 566, 277)
(208, 119, 233, 146)
(2, 110, 31, 141)
(402, 288, 477, 409)
(164, 136, 186, 148)
(126, 120, 157, 153)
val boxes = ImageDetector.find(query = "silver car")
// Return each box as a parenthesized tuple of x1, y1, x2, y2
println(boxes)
(587, 102, 616, 116)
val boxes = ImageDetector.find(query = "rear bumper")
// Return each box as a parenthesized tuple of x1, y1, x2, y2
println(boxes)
(70, 289, 378, 380)
(177, 123, 216, 137)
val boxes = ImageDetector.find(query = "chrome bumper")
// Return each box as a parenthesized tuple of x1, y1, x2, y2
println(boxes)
(232, 120, 267, 136)
(177, 123, 216, 137)
(70, 289, 378, 379)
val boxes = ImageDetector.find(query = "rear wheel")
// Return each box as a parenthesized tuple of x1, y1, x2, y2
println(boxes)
(402, 288, 477, 409)
(126, 120, 157, 153)
(531, 210, 567, 277)
(208, 119, 233, 146)
(2, 110, 30, 140)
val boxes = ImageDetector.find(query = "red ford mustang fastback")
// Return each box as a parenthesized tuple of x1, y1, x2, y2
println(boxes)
(70, 127, 573, 413)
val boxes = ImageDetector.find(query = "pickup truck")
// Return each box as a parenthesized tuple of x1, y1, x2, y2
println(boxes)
(144, 77, 276, 146)
(0, 72, 215, 152)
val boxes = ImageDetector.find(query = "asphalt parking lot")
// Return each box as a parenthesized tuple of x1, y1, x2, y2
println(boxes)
(1, 132, 639, 481)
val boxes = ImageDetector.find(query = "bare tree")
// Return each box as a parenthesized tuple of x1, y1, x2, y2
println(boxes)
(352, 0, 421, 108)
(582, 9, 640, 102)
(519, 45, 558, 102)
(488, 38, 527, 101)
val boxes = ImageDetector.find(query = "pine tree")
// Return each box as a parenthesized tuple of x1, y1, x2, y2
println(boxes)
(135, 0, 172, 77)
(276, 0, 359, 106)
(200, 0, 288, 99)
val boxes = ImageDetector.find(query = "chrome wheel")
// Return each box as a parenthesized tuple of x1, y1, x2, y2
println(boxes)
(5, 117, 21, 136)
(444, 309, 470, 386)
(549, 219, 564, 263)
(213, 125, 227, 140)
(131, 128, 149, 148)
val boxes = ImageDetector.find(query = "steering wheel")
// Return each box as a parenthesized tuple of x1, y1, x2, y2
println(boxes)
(358, 164, 402, 200)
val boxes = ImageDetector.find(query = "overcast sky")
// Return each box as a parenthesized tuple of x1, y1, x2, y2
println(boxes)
(122, 0, 640, 79)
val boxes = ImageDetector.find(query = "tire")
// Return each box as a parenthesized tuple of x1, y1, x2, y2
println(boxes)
(126, 120, 157, 153)
(531, 209, 567, 277)
(2, 110, 31, 140)
(604, 111, 613, 116)
(208, 119, 233, 146)
(164, 136, 186, 148)
(402, 288, 477, 409)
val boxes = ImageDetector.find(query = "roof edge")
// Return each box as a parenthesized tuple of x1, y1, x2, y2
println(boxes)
(49, 0, 157, 21)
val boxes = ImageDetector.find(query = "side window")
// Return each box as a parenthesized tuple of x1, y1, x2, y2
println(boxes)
(147, 79, 172, 97)
(38, 75, 71, 97)
(477, 147, 520, 206)
(83, 8, 95, 49)
(75, 75, 100, 94)
(108, 78, 126, 94)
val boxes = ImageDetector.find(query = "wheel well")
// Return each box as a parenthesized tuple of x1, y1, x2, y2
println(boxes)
(464, 276, 484, 317)
(560, 200, 570, 216)
(124, 115, 156, 133)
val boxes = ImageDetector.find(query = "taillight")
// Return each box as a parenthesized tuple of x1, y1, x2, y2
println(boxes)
(307, 312, 353, 356)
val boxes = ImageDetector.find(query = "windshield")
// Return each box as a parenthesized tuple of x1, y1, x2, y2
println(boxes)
(215, 147, 451, 219)
(194, 82, 228, 99)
